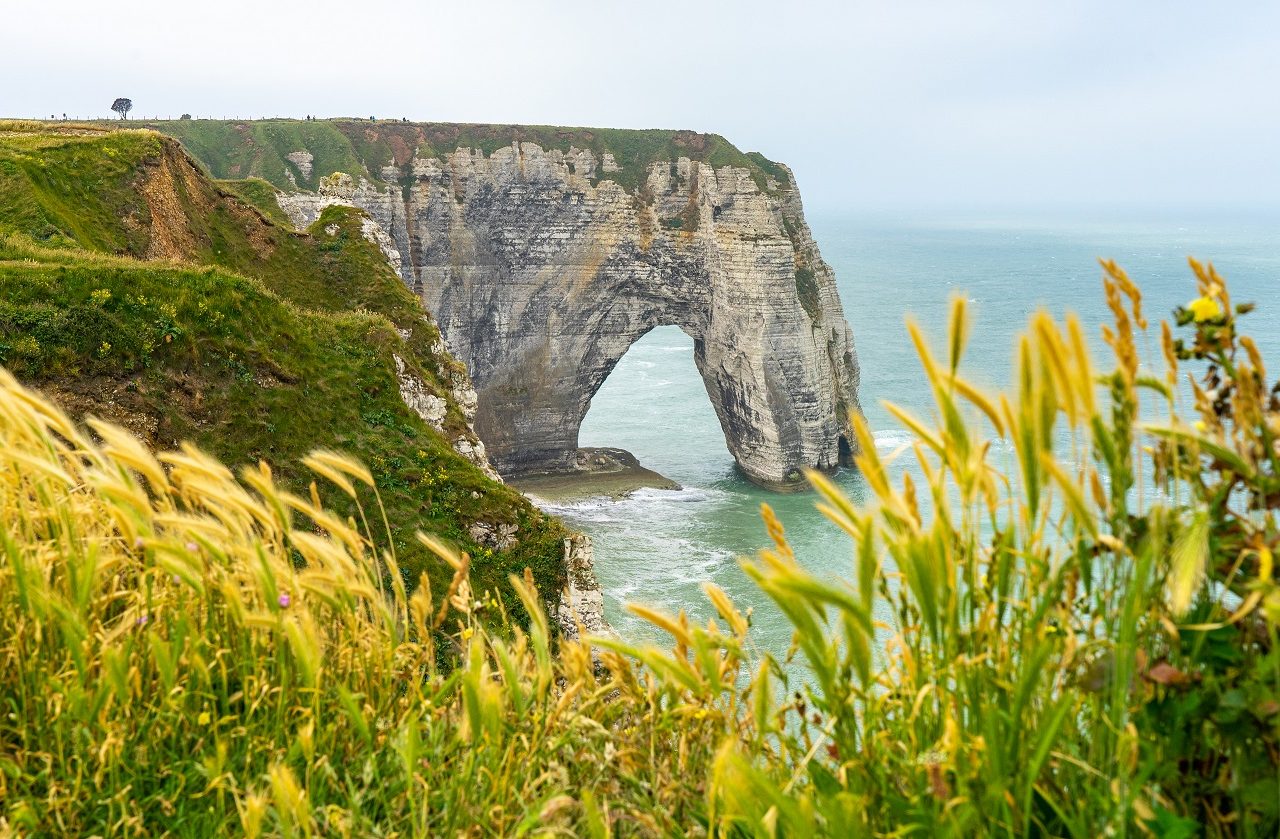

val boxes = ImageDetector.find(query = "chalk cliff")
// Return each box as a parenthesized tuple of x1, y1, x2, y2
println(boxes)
(0, 123, 591, 637)
(162, 121, 861, 489)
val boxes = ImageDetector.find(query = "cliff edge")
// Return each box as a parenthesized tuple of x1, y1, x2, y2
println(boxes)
(0, 121, 585, 630)
(150, 120, 862, 490)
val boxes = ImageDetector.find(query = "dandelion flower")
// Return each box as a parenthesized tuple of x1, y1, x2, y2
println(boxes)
(1188, 296, 1222, 323)
(197, 711, 211, 726)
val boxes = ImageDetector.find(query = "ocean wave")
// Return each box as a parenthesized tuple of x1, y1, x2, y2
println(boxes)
(626, 369, 674, 388)
(986, 437, 1015, 454)
(608, 582, 639, 602)
(530, 496, 618, 519)
(873, 427, 1017, 457)
(625, 486, 719, 504)
(602, 539, 736, 589)
(872, 429, 915, 450)
(527, 483, 729, 524)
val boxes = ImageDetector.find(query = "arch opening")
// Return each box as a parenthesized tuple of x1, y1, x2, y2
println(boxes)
(578, 325, 733, 486)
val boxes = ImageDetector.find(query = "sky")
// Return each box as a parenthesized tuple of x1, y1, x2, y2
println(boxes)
(4, 0, 1278, 212)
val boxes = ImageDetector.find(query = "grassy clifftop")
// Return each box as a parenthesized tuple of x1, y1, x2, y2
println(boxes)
(135, 117, 791, 194)
(0, 121, 567, 611)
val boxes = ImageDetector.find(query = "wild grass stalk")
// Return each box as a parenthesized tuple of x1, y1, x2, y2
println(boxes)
(1, 260, 1276, 836)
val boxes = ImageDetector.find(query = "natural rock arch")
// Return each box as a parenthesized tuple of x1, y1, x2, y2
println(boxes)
(280, 143, 861, 489)
(577, 324, 720, 451)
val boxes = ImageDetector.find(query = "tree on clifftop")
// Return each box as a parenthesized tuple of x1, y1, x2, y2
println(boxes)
(110, 98, 132, 119)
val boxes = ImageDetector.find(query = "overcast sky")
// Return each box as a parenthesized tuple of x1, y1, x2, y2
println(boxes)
(5, 0, 1278, 211)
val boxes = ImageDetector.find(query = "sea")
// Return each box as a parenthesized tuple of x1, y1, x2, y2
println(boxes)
(534, 209, 1280, 657)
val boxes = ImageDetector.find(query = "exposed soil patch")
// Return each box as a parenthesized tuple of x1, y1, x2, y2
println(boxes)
(139, 152, 199, 260)
(36, 373, 197, 449)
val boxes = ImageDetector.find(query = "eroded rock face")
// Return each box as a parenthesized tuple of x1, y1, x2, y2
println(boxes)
(278, 143, 860, 489)
(286, 150, 314, 181)
(393, 354, 447, 428)
(392, 343, 502, 482)
(555, 533, 611, 642)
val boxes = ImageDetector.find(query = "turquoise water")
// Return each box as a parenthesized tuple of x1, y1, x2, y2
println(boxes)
(543, 210, 1280, 652)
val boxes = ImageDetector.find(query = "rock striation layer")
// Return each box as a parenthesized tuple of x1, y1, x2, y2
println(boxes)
(556, 533, 611, 643)
(270, 137, 860, 490)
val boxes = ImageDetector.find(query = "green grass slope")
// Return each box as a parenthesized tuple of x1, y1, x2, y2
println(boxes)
(136, 117, 792, 194)
(0, 121, 567, 613)
(214, 176, 292, 226)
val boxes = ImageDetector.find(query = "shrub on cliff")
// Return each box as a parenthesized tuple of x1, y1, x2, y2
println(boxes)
(1, 260, 1276, 835)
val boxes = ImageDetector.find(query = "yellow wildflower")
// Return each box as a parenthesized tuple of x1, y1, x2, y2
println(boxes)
(461, 627, 474, 641)
(198, 710, 212, 726)
(1187, 296, 1222, 323)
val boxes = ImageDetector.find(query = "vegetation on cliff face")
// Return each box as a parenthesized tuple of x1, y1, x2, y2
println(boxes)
(0, 121, 567, 611)
(136, 117, 791, 195)
(2, 246, 1276, 835)
(213, 176, 292, 226)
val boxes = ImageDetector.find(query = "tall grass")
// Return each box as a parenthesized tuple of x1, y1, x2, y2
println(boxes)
(1, 260, 1277, 836)
(0, 364, 736, 835)
(715, 259, 1280, 836)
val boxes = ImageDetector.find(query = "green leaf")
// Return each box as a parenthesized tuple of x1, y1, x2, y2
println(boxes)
(1144, 424, 1253, 478)
(1143, 804, 1200, 839)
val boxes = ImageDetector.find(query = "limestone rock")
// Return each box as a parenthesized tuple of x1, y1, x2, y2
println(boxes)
(360, 216, 402, 272)
(392, 348, 501, 481)
(555, 532, 611, 641)
(566, 146, 597, 178)
(453, 437, 493, 473)
(468, 520, 519, 551)
(276, 142, 861, 490)
(275, 174, 417, 287)
(393, 354, 447, 429)
(286, 150, 314, 181)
